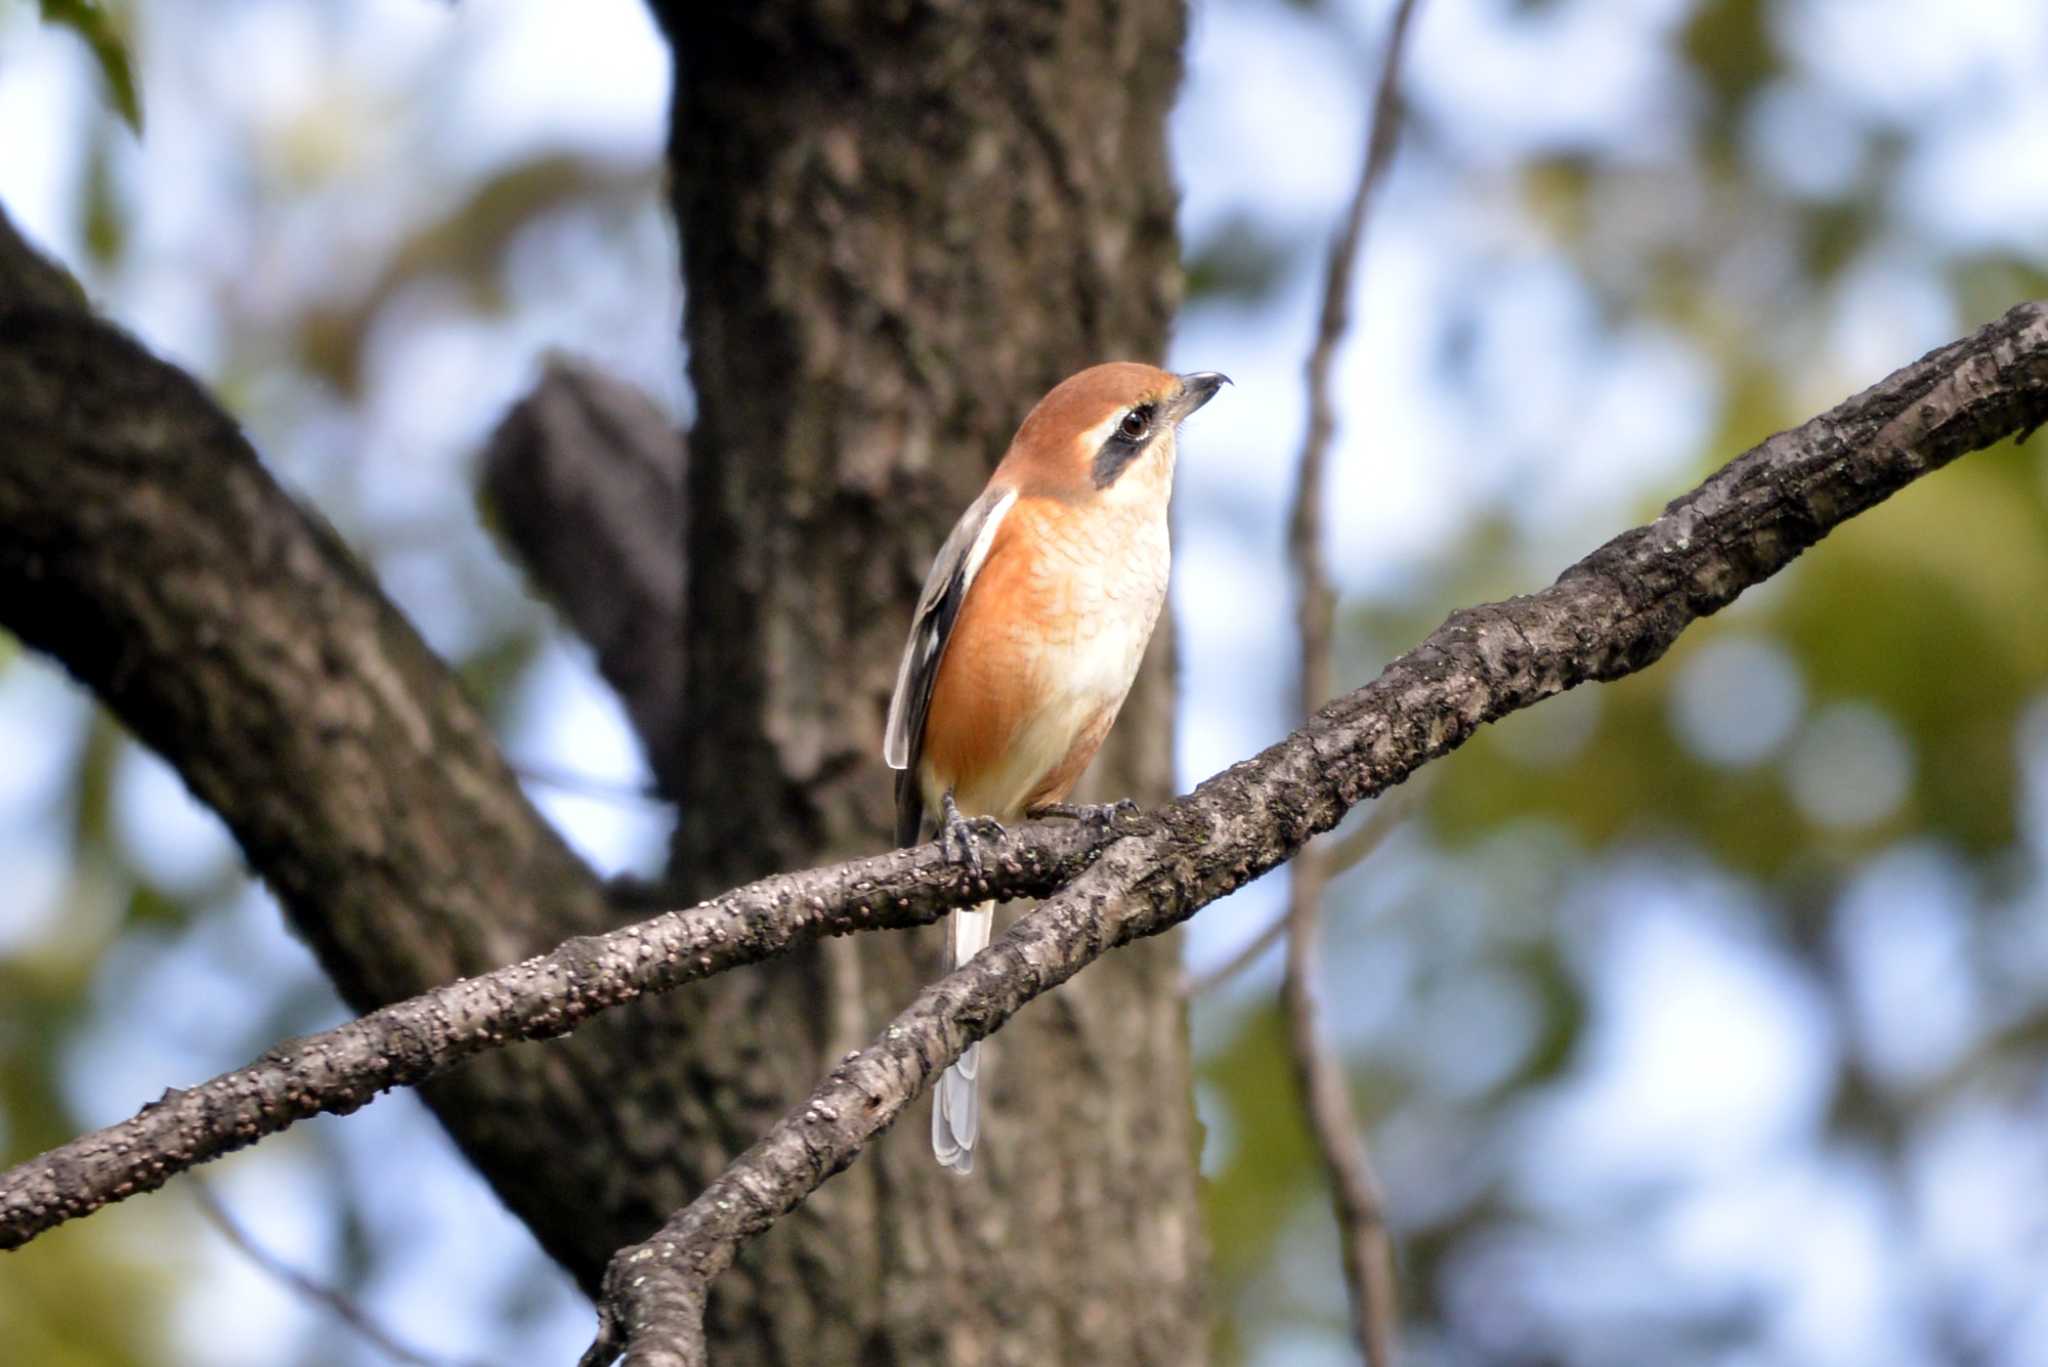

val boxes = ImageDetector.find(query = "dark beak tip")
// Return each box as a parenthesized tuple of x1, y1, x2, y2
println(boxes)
(1177, 371, 1231, 411)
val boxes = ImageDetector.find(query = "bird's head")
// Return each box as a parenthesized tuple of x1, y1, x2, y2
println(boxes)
(997, 363, 1229, 505)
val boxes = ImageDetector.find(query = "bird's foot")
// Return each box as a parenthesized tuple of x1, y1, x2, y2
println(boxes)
(1028, 797, 1141, 837)
(939, 793, 1002, 877)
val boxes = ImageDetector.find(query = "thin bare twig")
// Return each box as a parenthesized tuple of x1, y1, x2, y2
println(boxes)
(1191, 900, 1294, 999)
(1282, 3, 1425, 1362)
(1323, 778, 1424, 877)
(189, 1177, 493, 1367)
(510, 759, 667, 805)
(1185, 787, 1414, 998)
(1282, 900, 1399, 1367)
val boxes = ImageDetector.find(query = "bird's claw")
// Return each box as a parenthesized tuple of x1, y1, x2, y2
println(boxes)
(940, 793, 1000, 878)
(1028, 797, 1140, 837)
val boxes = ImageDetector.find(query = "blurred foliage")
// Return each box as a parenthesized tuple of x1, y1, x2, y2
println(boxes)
(1184, 210, 1301, 305)
(1682, 0, 1777, 130)
(1422, 440, 2048, 867)
(1189, 1, 2048, 1364)
(296, 153, 654, 396)
(1, 705, 184, 1360)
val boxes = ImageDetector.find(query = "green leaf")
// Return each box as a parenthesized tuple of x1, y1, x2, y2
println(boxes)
(1184, 212, 1295, 305)
(80, 131, 127, 265)
(39, 0, 141, 135)
(1680, 0, 1779, 124)
(123, 881, 187, 929)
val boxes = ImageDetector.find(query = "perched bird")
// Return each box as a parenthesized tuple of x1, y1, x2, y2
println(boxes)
(884, 362, 1228, 1173)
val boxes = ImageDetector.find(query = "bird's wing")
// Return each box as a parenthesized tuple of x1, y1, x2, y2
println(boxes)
(885, 485, 1018, 846)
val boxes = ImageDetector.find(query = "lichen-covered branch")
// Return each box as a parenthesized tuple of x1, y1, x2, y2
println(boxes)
(586, 300, 2048, 1365)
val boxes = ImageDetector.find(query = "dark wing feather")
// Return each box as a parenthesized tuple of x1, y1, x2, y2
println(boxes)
(884, 486, 1016, 847)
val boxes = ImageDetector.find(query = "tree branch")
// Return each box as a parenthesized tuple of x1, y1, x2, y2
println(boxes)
(1281, 4, 1422, 1361)
(1183, 784, 1417, 998)
(480, 361, 689, 794)
(0, 817, 1113, 1250)
(584, 299, 2048, 1365)
(188, 1177, 490, 1367)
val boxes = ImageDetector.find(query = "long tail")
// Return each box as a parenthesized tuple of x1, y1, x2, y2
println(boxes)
(932, 901, 994, 1174)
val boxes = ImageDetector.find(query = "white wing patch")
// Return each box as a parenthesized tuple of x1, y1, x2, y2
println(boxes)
(959, 490, 1015, 604)
(883, 487, 1017, 771)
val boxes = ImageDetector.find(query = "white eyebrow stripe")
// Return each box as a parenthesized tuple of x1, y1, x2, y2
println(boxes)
(1080, 410, 1127, 452)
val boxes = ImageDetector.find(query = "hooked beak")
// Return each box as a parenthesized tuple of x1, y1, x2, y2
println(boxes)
(1170, 371, 1231, 421)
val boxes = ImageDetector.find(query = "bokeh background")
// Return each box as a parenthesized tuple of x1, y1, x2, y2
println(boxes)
(4, 1, 2047, 1363)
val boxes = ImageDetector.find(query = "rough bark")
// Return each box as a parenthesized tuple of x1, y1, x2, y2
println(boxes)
(639, 5, 1205, 1363)
(8, 0, 2036, 1359)
(3, 2, 1211, 1350)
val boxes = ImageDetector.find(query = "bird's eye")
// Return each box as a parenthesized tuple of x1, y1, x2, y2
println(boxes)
(1118, 409, 1151, 441)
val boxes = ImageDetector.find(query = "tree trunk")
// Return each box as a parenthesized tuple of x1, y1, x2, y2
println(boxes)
(643, 3, 1206, 1361)
(0, 2, 1208, 1360)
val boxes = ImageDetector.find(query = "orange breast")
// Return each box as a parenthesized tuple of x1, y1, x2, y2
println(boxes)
(919, 505, 1054, 816)
(918, 494, 1168, 821)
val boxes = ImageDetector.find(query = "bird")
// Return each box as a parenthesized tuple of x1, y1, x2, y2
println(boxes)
(883, 362, 1228, 1173)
